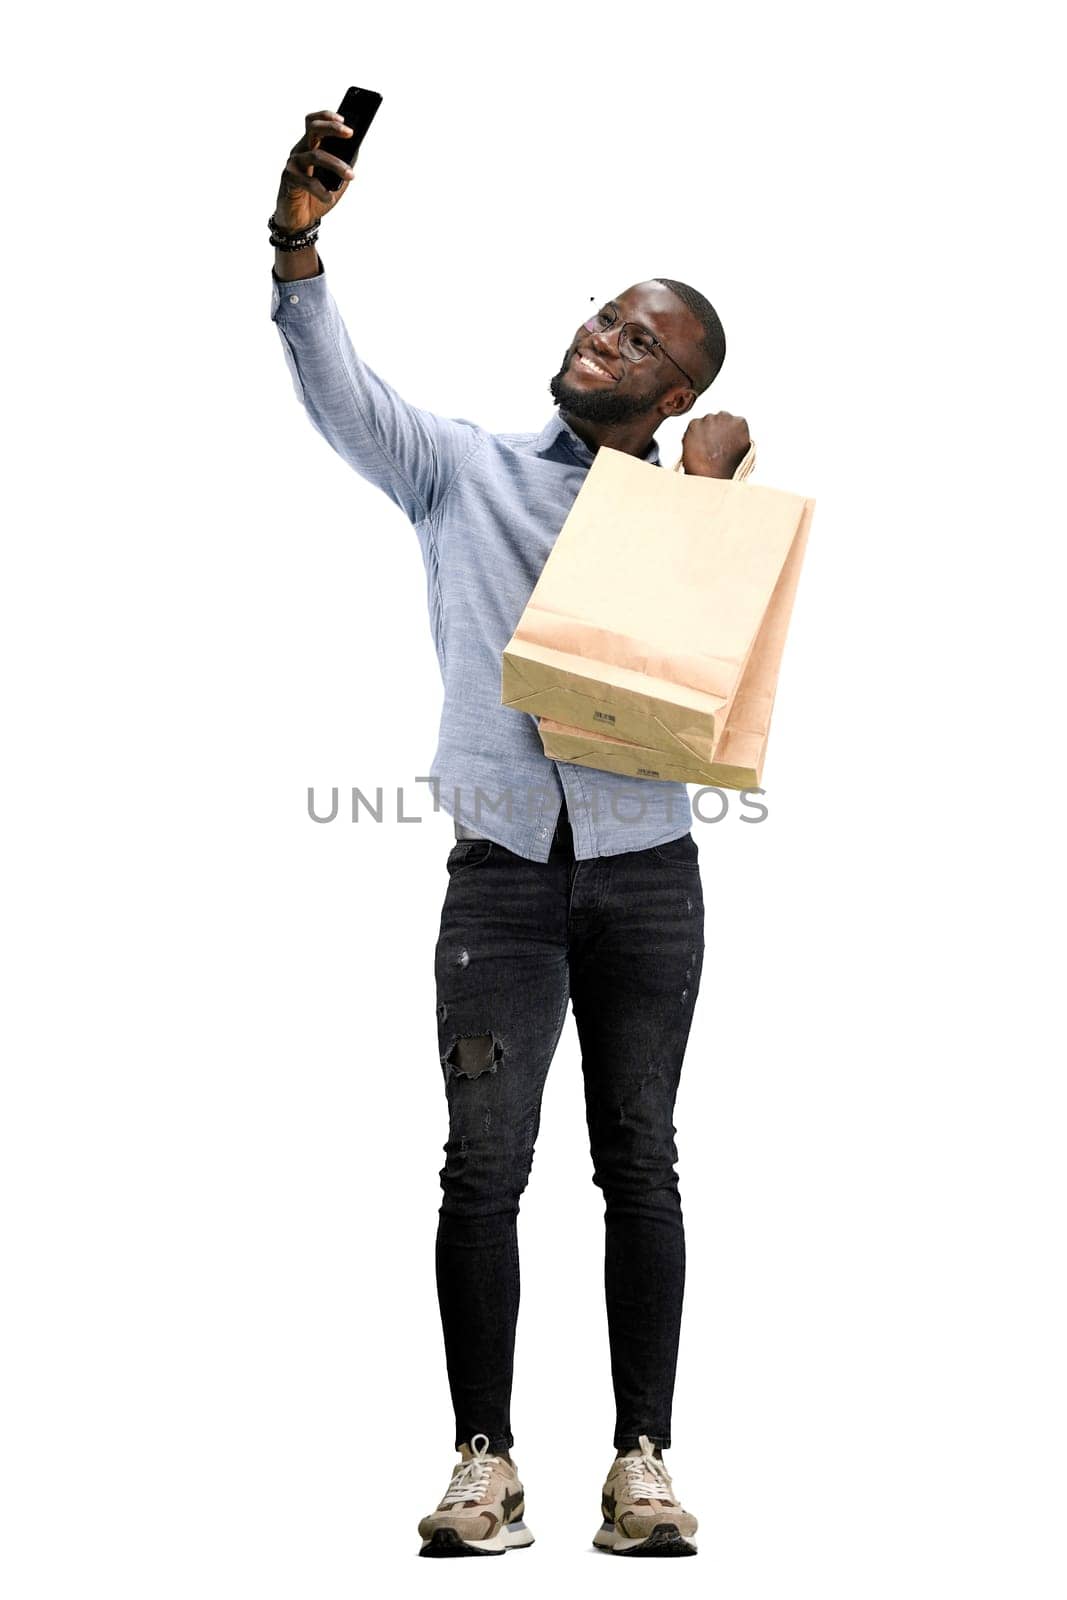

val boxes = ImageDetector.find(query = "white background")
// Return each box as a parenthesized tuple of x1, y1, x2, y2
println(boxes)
(3, 2, 1064, 1594)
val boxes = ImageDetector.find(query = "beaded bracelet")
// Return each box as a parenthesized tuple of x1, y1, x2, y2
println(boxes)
(270, 225, 320, 251)
(268, 213, 321, 251)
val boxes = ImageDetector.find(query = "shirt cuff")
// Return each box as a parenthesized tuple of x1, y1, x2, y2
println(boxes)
(270, 253, 330, 322)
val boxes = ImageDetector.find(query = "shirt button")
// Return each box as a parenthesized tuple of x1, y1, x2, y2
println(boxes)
(288, 293, 300, 304)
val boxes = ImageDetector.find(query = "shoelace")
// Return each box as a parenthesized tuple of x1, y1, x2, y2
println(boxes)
(621, 1441, 678, 1504)
(441, 1434, 498, 1506)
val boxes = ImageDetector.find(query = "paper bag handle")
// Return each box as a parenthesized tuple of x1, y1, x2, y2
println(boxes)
(671, 438, 756, 480)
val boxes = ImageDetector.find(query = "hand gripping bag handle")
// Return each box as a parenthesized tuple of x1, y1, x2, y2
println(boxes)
(671, 438, 756, 479)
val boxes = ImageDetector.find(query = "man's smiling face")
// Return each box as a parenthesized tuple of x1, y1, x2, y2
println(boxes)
(548, 281, 706, 425)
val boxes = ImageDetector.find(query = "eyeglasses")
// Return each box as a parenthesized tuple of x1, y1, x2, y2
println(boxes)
(583, 302, 695, 389)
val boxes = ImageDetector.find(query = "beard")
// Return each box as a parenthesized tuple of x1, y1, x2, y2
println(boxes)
(548, 348, 666, 424)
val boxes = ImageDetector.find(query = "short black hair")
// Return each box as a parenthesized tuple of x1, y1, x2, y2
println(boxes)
(652, 277, 726, 392)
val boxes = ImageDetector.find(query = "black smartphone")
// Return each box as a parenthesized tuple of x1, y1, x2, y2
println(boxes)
(317, 86, 383, 191)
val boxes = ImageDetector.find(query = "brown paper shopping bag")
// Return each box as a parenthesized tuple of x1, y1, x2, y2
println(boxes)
(501, 442, 813, 768)
(537, 482, 812, 788)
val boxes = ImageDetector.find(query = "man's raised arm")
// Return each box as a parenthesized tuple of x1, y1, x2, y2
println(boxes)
(269, 106, 477, 525)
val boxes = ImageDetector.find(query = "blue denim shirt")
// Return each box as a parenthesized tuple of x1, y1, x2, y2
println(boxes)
(271, 260, 694, 862)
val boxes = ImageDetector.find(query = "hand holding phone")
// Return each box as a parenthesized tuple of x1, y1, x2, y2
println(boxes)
(273, 88, 383, 234)
(317, 87, 383, 190)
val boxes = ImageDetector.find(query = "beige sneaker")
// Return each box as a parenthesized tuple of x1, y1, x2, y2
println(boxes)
(593, 1434, 698, 1555)
(418, 1433, 534, 1557)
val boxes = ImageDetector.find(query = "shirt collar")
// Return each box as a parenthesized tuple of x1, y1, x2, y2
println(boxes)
(534, 410, 662, 469)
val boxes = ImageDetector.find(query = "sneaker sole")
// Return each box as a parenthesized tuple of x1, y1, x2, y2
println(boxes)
(593, 1521, 697, 1556)
(419, 1519, 535, 1557)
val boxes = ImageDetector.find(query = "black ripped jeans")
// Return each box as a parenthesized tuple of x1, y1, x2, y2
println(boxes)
(433, 805, 705, 1455)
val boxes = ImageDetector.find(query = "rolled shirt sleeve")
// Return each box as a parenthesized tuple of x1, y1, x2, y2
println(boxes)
(270, 258, 478, 524)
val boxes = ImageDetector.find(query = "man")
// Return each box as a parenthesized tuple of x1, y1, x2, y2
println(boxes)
(270, 108, 751, 1558)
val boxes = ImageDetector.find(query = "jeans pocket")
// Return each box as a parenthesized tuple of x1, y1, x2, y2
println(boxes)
(446, 838, 495, 874)
(650, 831, 699, 867)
